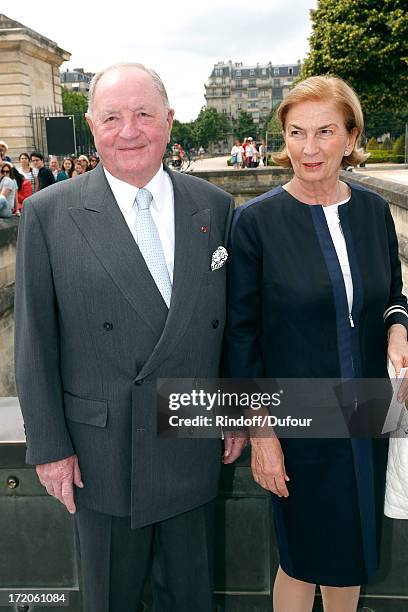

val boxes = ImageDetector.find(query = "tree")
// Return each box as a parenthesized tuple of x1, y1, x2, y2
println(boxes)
(193, 107, 231, 149)
(171, 120, 195, 151)
(366, 137, 379, 150)
(61, 87, 93, 153)
(234, 111, 256, 141)
(301, 0, 408, 118)
(393, 134, 406, 155)
(61, 88, 88, 115)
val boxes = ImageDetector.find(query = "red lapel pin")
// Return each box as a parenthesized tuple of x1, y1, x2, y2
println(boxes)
(201, 226, 208, 233)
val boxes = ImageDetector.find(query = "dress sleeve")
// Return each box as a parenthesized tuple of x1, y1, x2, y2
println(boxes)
(223, 206, 265, 377)
(383, 203, 408, 332)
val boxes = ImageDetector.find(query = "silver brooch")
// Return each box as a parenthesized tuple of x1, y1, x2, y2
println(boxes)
(211, 246, 228, 271)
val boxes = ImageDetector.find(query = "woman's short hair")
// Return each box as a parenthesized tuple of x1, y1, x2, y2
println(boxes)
(272, 75, 368, 168)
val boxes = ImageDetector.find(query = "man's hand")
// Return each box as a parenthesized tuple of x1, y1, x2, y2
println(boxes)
(36, 454, 83, 514)
(223, 430, 249, 464)
(250, 437, 290, 497)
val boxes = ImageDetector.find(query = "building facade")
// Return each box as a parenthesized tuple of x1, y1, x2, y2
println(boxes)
(0, 14, 70, 160)
(60, 68, 93, 94)
(204, 60, 300, 124)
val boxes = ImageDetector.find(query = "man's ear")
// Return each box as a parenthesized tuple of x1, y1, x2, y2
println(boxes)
(85, 113, 94, 135)
(166, 109, 175, 144)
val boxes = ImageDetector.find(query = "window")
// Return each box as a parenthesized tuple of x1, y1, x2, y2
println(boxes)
(222, 108, 227, 114)
(249, 101, 257, 108)
(236, 91, 242, 97)
(274, 67, 279, 76)
(260, 89, 268, 97)
(222, 88, 228, 95)
(235, 69, 241, 78)
(261, 68, 267, 76)
(289, 67, 293, 76)
(274, 79, 280, 87)
(235, 80, 242, 89)
(249, 79, 256, 87)
(248, 90, 258, 98)
(237, 103, 242, 111)
(249, 69, 255, 76)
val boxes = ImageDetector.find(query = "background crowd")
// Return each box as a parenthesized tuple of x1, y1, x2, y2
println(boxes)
(0, 140, 99, 218)
(230, 137, 267, 169)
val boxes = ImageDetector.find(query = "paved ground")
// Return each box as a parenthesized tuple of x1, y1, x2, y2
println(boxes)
(190, 157, 408, 186)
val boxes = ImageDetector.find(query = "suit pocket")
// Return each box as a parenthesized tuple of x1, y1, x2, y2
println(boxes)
(64, 392, 108, 427)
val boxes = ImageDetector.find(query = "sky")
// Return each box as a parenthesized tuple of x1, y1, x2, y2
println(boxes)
(7, 1, 318, 122)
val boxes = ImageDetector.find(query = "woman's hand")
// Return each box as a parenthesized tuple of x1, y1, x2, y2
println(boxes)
(387, 324, 408, 401)
(250, 437, 290, 497)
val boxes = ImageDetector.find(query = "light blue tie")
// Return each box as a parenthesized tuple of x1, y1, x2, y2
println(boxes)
(135, 188, 172, 308)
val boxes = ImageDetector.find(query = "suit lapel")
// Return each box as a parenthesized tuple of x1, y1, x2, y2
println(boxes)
(68, 164, 168, 336)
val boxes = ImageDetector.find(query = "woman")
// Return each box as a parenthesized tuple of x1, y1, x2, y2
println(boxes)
(49, 156, 68, 182)
(61, 157, 76, 179)
(19, 152, 35, 193)
(0, 162, 17, 218)
(224, 75, 408, 611)
(89, 155, 99, 169)
(74, 160, 84, 175)
(230, 140, 243, 169)
(78, 154, 90, 173)
(13, 166, 32, 215)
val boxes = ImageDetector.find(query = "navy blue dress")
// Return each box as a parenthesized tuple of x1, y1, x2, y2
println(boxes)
(224, 184, 408, 586)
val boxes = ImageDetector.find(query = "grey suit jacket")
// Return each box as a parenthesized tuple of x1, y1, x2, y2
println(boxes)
(14, 163, 234, 527)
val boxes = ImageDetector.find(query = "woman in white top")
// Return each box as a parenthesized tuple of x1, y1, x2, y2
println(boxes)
(19, 153, 35, 193)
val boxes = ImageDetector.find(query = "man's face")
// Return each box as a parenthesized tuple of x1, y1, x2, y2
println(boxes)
(86, 67, 174, 187)
(31, 156, 44, 169)
(0, 145, 6, 158)
(50, 159, 59, 171)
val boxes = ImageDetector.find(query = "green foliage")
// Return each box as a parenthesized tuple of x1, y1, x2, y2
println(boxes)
(365, 150, 404, 163)
(366, 137, 379, 150)
(234, 111, 256, 141)
(193, 107, 231, 148)
(364, 110, 408, 138)
(381, 136, 393, 150)
(259, 108, 281, 136)
(171, 120, 195, 150)
(393, 134, 406, 155)
(61, 87, 88, 115)
(301, 0, 408, 117)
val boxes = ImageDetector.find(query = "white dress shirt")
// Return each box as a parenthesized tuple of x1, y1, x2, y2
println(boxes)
(323, 197, 353, 313)
(104, 165, 175, 282)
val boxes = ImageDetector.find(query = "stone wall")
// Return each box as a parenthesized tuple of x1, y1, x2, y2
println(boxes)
(0, 218, 18, 396)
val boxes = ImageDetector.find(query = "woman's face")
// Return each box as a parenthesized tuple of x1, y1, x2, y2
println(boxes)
(50, 158, 59, 171)
(89, 157, 98, 168)
(75, 162, 83, 174)
(80, 158, 88, 170)
(283, 100, 357, 185)
(1, 164, 11, 179)
(63, 159, 72, 170)
(20, 154, 29, 166)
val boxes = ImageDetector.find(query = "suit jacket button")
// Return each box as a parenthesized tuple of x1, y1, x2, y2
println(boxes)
(103, 322, 113, 331)
(135, 379, 143, 386)
(212, 319, 219, 329)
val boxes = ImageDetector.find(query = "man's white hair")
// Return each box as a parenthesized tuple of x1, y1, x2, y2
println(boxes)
(87, 63, 170, 115)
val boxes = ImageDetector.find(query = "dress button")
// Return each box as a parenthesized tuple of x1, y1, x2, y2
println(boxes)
(103, 322, 113, 331)
(211, 319, 219, 329)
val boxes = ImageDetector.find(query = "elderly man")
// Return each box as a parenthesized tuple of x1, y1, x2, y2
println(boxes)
(15, 63, 246, 612)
